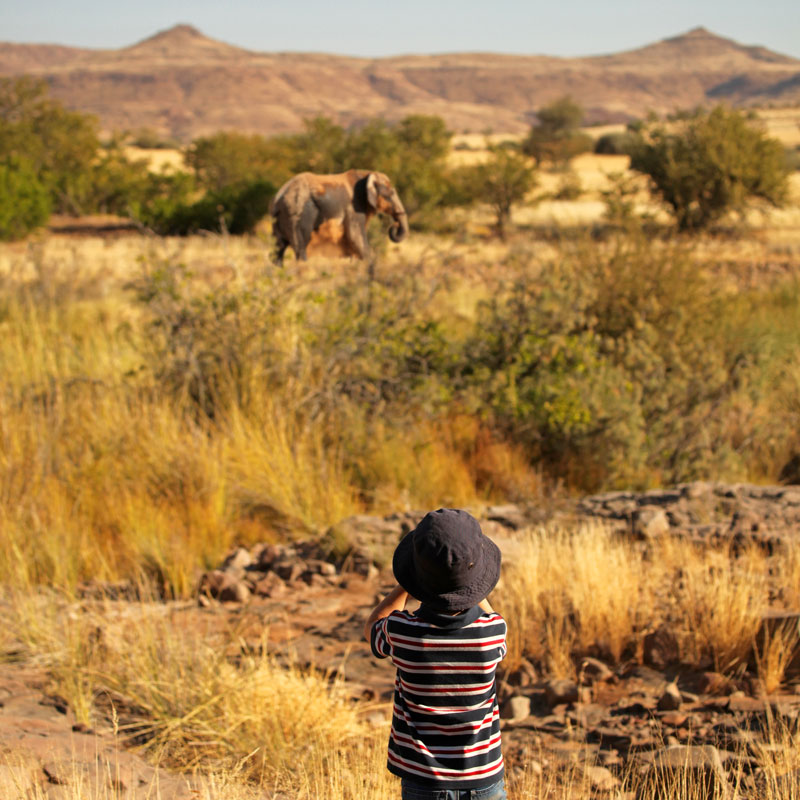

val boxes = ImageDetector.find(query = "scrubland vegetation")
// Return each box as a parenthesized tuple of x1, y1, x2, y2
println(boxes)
(3, 74, 800, 799)
(2, 217, 800, 596)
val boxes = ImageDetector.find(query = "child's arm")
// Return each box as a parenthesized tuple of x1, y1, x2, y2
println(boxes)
(363, 584, 409, 642)
(478, 597, 494, 613)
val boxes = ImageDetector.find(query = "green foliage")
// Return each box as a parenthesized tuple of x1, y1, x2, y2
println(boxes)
(593, 130, 639, 156)
(185, 115, 452, 230)
(137, 179, 275, 236)
(186, 131, 295, 192)
(0, 157, 51, 240)
(523, 96, 593, 166)
(129, 171, 197, 231)
(461, 230, 739, 488)
(629, 105, 790, 231)
(0, 76, 101, 214)
(454, 145, 538, 238)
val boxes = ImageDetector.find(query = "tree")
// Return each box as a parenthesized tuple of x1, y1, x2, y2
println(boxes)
(0, 158, 51, 240)
(523, 96, 593, 167)
(186, 131, 294, 192)
(458, 145, 538, 239)
(0, 76, 101, 214)
(629, 105, 790, 232)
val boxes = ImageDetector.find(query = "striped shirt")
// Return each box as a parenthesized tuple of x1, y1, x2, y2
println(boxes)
(370, 604, 507, 789)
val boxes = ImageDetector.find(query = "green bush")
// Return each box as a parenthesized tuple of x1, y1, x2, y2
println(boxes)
(594, 130, 638, 156)
(462, 230, 735, 488)
(629, 105, 789, 231)
(523, 96, 593, 166)
(136, 175, 275, 236)
(0, 158, 51, 240)
(452, 145, 538, 238)
(0, 76, 102, 215)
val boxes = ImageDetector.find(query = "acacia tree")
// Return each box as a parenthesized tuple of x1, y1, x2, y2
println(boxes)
(458, 145, 538, 239)
(629, 105, 789, 232)
(523, 96, 593, 167)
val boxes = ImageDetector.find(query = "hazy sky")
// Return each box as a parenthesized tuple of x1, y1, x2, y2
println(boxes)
(2, 0, 799, 60)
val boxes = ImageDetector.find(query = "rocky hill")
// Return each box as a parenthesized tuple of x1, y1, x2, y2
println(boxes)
(1, 25, 799, 140)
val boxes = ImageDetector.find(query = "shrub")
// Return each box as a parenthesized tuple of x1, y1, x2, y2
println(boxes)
(463, 229, 735, 489)
(134, 178, 274, 236)
(593, 130, 639, 156)
(186, 131, 294, 192)
(0, 158, 51, 240)
(0, 76, 101, 215)
(453, 144, 538, 238)
(629, 105, 790, 231)
(523, 96, 593, 166)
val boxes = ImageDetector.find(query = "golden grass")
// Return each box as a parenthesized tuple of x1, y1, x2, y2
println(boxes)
(4, 536, 800, 799)
(495, 524, 800, 686)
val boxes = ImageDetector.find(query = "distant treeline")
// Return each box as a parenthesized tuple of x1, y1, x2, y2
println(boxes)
(0, 77, 794, 240)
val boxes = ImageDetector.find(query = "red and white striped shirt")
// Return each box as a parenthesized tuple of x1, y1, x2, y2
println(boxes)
(371, 605, 507, 789)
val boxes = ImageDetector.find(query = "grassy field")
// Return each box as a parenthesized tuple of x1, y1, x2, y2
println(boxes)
(2, 139, 800, 798)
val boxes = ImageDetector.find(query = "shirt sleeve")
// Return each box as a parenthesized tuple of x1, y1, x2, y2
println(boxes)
(498, 617, 508, 661)
(370, 615, 393, 659)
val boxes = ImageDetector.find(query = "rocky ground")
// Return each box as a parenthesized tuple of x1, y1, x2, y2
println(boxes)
(3, 482, 800, 798)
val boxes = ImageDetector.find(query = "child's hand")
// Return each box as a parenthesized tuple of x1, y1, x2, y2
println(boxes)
(363, 584, 409, 642)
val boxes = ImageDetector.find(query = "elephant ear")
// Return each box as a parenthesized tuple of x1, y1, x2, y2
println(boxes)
(366, 173, 379, 210)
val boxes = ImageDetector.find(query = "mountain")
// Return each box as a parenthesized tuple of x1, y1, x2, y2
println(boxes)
(1, 25, 798, 140)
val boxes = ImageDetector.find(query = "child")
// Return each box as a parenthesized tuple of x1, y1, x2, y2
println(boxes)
(364, 508, 507, 800)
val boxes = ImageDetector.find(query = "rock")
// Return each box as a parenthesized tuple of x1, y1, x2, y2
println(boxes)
(252, 572, 287, 598)
(580, 657, 614, 684)
(505, 658, 537, 688)
(500, 695, 531, 722)
(544, 678, 579, 708)
(484, 504, 528, 530)
(583, 764, 619, 792)
(274, 560, 307, 582)
(220, 546, 253, 573)
(255, 543, 290, 569)
(643, 625, 680, 668)
(633, 507, 670, 538)
(218, 579, 250, 604)
(698, 672, 734, 695)
(657, 681, 683, 711)
(197, 570, 232, 599)
(324, 515, 408, 569)
(197, 567, 250, 603)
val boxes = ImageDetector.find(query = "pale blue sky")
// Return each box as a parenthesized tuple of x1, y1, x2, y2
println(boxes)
(2, 0, 799, 59)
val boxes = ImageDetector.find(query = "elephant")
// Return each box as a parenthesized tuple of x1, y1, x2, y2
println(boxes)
(270, 169, 408, 265)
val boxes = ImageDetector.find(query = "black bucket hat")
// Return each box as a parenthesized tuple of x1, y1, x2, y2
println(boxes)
(393, 508, 502, 612)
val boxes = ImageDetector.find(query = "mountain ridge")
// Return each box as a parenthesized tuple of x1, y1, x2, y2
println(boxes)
(1, 25, 798, 140)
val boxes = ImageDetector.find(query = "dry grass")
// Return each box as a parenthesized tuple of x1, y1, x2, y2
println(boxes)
(495, 523, 800, 685)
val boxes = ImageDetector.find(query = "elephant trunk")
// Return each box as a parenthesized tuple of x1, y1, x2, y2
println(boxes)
(389, 211, 408, 243)
(387, 188, 409, 243)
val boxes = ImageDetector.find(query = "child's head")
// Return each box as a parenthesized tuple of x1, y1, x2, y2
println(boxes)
(392, 508, 501, 612)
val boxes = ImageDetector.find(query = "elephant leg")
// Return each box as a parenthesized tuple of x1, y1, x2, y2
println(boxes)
(291, 199, 320, 261)
(272, 220, 289, 266)
(274, 237, 289, 266)
(343, 213, 369, 259)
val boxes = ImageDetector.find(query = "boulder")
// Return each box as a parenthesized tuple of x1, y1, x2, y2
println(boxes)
(500, 695, 531, 722)
(544, 678, 580, 708)
(633, 507, 670, 539)
(643, 625, 680, 668)
(657, 681, 683, 711)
